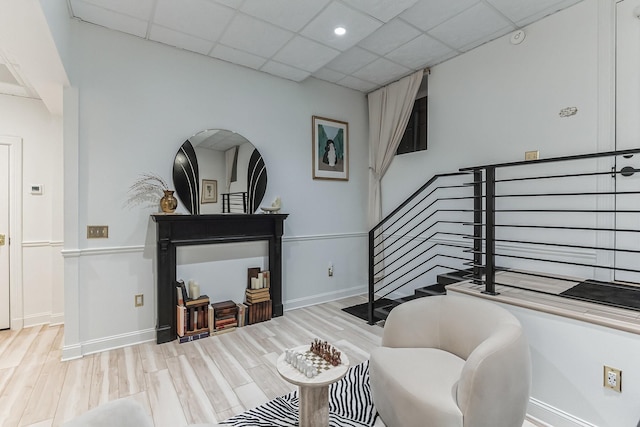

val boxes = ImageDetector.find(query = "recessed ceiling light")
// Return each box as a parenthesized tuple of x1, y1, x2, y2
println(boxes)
(334, 27, 346, 36)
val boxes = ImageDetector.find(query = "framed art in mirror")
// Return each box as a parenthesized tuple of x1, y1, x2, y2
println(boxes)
(312, 116, 349, 181)
(201, 179, 217, 204)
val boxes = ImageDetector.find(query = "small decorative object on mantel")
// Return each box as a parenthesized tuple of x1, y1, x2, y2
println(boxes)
(127, 172, 178, 213)
(160, 190, 178, 213)
(260, 197, 281, 214)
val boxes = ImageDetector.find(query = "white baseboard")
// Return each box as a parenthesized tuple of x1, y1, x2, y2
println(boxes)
(284, 285, 367, 311)
(50, 312, 64, 326)
(23, 311, 54, 328)
(62, 328, 156, 360)
(80, 328, 156, 356)
(62, 344, 83, 361)
(21, 312, 65, 328)
(528, 397, 599, 427)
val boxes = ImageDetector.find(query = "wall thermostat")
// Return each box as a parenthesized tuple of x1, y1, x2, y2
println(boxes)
(30, 184, 43, 195)
(510, 30, 526, 45)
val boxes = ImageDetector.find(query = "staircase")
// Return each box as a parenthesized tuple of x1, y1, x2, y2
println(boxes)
(368, 148, 640, 325)
(372, 268, 475, 321)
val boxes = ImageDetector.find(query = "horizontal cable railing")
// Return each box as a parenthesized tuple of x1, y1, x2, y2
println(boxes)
(466, 147, 640, 309)
(222, 192, 247, 213)
(368, 172, 475, 324)
(369, 147, 640, 324)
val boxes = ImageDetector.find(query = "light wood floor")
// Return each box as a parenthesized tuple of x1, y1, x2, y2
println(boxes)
(0, 295, 384, 426)
(0, 295, 541, 427)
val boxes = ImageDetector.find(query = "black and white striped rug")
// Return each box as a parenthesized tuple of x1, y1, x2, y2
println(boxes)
(220, 361, 378, 427)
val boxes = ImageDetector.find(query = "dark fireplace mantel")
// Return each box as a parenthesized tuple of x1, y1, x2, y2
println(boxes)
(152, 213, 288, 344)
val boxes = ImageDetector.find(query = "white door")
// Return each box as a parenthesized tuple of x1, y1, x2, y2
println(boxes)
(0, 144, 9, 329)
(615, 0, 640, 283)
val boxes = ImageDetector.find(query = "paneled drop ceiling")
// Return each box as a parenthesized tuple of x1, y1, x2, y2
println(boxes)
(69, 0, 583, 93)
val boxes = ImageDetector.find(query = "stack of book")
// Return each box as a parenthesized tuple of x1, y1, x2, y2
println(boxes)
(246, 300, 272, 325)
(176, 286, 210, 343)
(211, 300, 239, 335)
(245, 267, 272, 325)
(236, 302, 247, 328)
(245, 287, 270, 304)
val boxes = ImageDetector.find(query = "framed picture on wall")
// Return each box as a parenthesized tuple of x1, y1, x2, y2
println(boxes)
(312, 116, 349, 181)
(201, 179, 217, 203)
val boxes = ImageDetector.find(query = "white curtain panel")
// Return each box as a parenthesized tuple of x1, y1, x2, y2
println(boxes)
(225, 146, 237, 192)
(367, 70, 423, 229)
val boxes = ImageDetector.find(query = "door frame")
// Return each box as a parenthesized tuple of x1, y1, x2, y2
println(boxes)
(613, 0, 640, 282)
(0, 135, 22, 330)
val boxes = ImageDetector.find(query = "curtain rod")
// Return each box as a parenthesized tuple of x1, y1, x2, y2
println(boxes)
(367, 68, 429, 96)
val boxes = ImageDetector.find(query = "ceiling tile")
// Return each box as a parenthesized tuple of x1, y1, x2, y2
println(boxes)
(352, 57, 410, 85)
(273, 36, 341, 73)
(312, 67, 347, 83)
(214, 0, 244, 9)
(148, 25, 213, 55)
(325, 46, 378, 74)
(300, 2, 383, 51)
(72, 0, 155, 20)
(357, 19, 421, 56)
(210, 44, 267, 70)
(343, 0, 418, 23)
(220, 14, 294, 57)
(261, 61, 310, 82)
(400, 0, 479, 32)
(337, 75, 378, 92)
(486, 0, 581, 24)
(70, 0, 148, 38)
(428, 2, 514, 50)
(384, 34, 454, 69)
(241, 0, 331, 32)
(65, 0, 586, 93)
(154, 0, 235, 41)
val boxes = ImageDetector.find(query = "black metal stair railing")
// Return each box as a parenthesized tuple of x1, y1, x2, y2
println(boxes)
(369, 147, 640, 324)
(222, 191, 247, 213)
(461, 147, 640, 310)
(367, 172, 476, 324)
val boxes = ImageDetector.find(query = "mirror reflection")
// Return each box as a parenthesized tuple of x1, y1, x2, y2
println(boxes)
(173, 129, 267, 215)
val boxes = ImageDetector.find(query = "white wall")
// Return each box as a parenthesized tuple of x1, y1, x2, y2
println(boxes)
(383, 0, 606, 211)
(384, 1, 639, 425)
(0, 94, 64, 327)
(61, 21, 369, 358)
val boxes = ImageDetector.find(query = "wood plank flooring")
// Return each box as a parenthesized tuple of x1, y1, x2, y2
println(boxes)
(0, 295, 541, 427)
(0, 296, 383, 426)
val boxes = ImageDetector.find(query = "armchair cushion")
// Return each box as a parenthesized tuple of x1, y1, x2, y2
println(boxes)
(370, 347, 465, 427)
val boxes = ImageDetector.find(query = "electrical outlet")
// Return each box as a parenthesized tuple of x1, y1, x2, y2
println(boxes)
(604, 366, 622, 392)
(328, 264, 334, 277)
(525, 150, 539, 161)
(135, 294, 144, 307)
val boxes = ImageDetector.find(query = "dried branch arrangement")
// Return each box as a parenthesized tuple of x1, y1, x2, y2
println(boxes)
(124, 172, 170, 209)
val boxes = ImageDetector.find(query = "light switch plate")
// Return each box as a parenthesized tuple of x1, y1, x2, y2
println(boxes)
(87, 226, 109, 238)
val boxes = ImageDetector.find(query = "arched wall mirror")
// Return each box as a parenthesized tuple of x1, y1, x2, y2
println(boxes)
(173, 129, 267, 215)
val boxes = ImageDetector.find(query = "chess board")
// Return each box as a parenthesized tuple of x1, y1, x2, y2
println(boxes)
(303, 351, 338, 371)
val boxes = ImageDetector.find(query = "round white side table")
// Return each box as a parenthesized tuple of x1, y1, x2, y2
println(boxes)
(276, 344, 349, 427)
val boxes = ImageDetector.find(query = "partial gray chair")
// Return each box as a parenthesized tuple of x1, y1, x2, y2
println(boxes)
(61, 399, 154, 427)
(370, 294, 531, 427)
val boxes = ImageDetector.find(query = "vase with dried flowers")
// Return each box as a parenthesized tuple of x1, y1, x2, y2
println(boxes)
(127, 173, 178, 213)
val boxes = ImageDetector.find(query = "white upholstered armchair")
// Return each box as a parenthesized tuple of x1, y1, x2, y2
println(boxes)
(370, 294, 531, 427)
